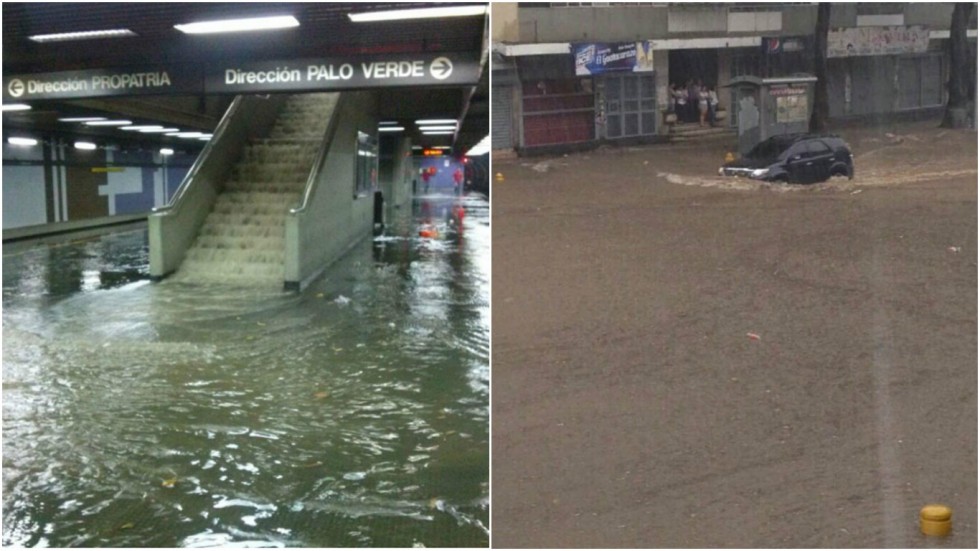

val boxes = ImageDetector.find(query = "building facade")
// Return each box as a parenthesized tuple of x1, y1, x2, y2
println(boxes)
(491, 2, 977, 153)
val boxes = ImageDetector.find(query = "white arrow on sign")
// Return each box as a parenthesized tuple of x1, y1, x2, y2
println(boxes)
(429, 57, 453, 80)
(8, 79, 25, 98)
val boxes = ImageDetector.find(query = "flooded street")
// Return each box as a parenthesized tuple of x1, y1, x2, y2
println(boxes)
(2, 194, 489, 547)
(491, 121, 976, 548)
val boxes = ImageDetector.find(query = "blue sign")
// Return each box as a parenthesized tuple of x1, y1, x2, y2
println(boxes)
(574, 43, 652, 76)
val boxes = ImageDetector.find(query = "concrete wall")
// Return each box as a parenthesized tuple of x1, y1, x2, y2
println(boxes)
(285, 91, 378, 289)
(519, 6, 668, 43)
(517, 4, 962, 45)
(379, 135, 414, 215)
(492, 2, 519, 42)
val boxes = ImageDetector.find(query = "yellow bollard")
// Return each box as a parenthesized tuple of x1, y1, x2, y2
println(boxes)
(920, 504, 952, 536)
(495, 173, 504, 182)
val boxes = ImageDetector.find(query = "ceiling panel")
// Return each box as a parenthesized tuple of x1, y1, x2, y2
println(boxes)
(2, 2, 489, 154)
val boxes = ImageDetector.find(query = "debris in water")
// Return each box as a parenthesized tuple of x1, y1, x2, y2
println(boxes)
(256, 322, 266, 326)
(850, 189, 863, 195)
(120, 522, 135, 530)
(747, 333, 761, 341)
(316, 293, 324, 298)
(948, 246, 961, 253)
(314, 391, 329, 399)
(161, 476, 178, 488)
(334, 295, 351, 306)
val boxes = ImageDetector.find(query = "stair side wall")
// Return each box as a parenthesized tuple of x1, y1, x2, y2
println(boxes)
(285, 91, 379, 288)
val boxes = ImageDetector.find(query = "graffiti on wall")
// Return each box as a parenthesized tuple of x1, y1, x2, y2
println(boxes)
(827, 26, 930, 58)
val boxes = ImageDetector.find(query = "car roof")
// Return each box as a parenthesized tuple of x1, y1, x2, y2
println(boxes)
(765, 133, 844, 148)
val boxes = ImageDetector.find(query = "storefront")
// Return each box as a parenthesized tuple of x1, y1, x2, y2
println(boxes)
(516, 54, 595, 149)
(824, 25, 945, 118)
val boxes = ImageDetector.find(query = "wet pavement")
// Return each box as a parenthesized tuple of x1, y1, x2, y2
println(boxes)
(491, 121, 977, 548)
(2, 193, 489, 547)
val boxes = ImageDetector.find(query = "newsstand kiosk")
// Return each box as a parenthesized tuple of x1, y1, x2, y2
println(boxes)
(725, 74, 817, 155)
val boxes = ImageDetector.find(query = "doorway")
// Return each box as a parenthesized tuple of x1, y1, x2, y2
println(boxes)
(602, 73, 658, 139)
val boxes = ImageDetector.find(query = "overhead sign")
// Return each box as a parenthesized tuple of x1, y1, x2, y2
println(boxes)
(574, 42, 654, 76)
(206, 52, 481, 94)
(3, 66, 200, 101)
(422, 149, 445, 156)
(827, 26, 930, 58)
(2, 52, 481, 101)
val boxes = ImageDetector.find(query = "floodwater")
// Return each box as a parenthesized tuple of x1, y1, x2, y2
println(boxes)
(2, 193, 489, 547)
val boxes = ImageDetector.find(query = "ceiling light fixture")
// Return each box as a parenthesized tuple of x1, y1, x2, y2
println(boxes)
(2, 104, 32, 112)
(8, 137, 39, 146)
(29, 29, 137, 43)
(59, 116, 106, 122)
(122, 125, 163, 131)
(349, 5, 486, 23)
(417, 125, 457, 132)
(139, 127, 181, 133)
(415, 118, 457, 125)
(379, 121, 400, 126)
(85, 120, 132, 126)
(74, 141, 97, 150)
(422, 130, 455, 135)
(174, 15, 300, 34)
(160, 148, 175, 156)
(378, 126, 406, 132)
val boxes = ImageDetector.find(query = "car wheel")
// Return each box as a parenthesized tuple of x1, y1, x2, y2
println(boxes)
(830, 167, 849, 180)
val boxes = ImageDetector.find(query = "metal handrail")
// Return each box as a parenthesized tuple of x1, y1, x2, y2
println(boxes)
(151, 95, 245, 214)
(290, 93, 347, 215)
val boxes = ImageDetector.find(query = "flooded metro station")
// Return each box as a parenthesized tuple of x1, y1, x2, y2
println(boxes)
(2, 3, 490, 547)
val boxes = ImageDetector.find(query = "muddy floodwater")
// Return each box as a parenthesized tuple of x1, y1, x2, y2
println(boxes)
(2, 194, 489, 547)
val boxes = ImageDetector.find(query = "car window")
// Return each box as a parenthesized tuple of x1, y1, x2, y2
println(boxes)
(746, 138, 783, 160)
(807, 140, 832, 155)
(783, 143, 809, 159)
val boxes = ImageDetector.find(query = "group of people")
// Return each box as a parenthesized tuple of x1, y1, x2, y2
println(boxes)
(670, 80, 720, 127)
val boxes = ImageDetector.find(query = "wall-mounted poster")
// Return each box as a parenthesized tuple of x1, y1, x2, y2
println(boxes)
(574, 42, 653, 76)
(827, 26, 930, 58)
(776, 94, 808, 123)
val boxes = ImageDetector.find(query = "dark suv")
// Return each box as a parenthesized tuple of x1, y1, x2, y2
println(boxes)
(720, 134, 854, 184)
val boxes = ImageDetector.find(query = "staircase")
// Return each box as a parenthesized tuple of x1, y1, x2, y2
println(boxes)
(173, 93, 339, 285)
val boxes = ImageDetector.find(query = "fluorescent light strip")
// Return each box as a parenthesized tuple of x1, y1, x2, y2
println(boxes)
(160, 148, 175, 156)
(417, 125, 457, 131)
(175, 16, 299, 34)
(415, 119, 457, 125)
(29, 29, 136, 43)
(8, 137, 39, 146)
(74, 141, 97, 150)
(378, 121, 400, 126)
(2, 104, 32, 112)
(122, 125, 163, 131)
(378, 126, 406, 132)
(422, 130, 455, 135)
(139, 127, 180, 133)
(166, 132, 203, 138)
(411, 146, 423, 150)
(85, 120, 132, 126)
(59, 117, 106, 122)
(349, 5, 486, 23)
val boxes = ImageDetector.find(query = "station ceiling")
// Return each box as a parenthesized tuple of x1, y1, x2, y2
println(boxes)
(2, 2, 489, 154)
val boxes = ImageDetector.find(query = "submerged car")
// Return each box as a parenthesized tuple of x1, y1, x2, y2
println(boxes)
(720, 134, 854, 184)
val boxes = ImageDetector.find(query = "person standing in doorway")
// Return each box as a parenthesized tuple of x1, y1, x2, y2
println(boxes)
(698, 85, 710, 127)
